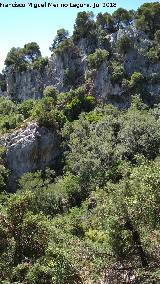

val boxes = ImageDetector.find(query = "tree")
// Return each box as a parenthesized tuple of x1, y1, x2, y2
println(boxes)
(18, 99, 35, 119)
(136, 2, 160, 37)
(96, 27, 111, 50)
(5, 43, 41, 69)
(50, 28, 69, 51)
(117, 108, 160, 160)
(73, 12, 96, 42)
(112, 8, 133, 28)
(96, 12, 115, 33)
(43, 85, 58, 103)
(4, 192, 49, 265)
(129, 72, 144, 93)
(32, 56, 48, 71)
(23, 42, 41, 63)
(4, 47, 27, 70)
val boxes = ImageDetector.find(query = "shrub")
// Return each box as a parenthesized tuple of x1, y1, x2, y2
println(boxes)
(110, 61, 125, 85)
(87, 49, 109, 69)
(146, 46, 160, 63)
(0, 97, 24, 133)
(54, 39, 80, 59)
(123, 72, 145, 95)
(43, 85, 58, 103)
(64, 86, 96, 120)
(18, 99, 35, 119)
(154, 29, 160, 44)
(117, 34, 133, 54)
(31, 95, 66, 128)
(64, 68, 78, 86)
(130, 71, 144, 86)
(32, 56, 48, 71)
(0, 74, 6, 92)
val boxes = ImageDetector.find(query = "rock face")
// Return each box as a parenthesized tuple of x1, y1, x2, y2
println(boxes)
(6, 52, 85, 102)
(3, 23, 160, 104)
(0, 122, 61, 190)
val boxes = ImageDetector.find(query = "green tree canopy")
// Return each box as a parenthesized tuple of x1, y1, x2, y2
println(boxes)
(50, 28, 69, 51)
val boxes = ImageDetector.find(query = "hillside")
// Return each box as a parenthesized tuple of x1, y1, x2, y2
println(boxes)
(0, 2, 160, 283)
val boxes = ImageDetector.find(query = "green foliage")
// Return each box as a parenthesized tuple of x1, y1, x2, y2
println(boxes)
(23, 42, 41, 63)
(18, 99, 35, 119)
(43, 85, 58, 102)
(136, 2, 160, 37)
(96, 12, 115, 33)
(50, 28, 69, 51)
(97, 27, 111, 50)
(0, 97, 17, 115)
(57, 86, 96, 120)
(54, 39, 80, 59)
(117, 34, 133, 54)
(0, 147, 9, 192)
(112, 8, 133, 28)
(31, 96, 65, 128)
(87, 49, 109, 69)
(129, 71, 144, 91)
(146, 46, 160, 63)
(5, 47, 28, 71)
(1, 4, 160, 283)
(154, 29, 160, 44)
(110, 61, 125, 85)
(117, 108, 160, 160)
(73, 11, 96, 42)
(0, 97, 24, 133)
(5, 42, 42, 70)
(122, 72, 145, 95)
(32, 56, 48, 71)
(0, 73, 6, 92)
(64, 68, 78, 86)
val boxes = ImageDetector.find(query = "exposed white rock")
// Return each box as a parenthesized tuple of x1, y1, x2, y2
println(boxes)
(0, 122, 61, 189)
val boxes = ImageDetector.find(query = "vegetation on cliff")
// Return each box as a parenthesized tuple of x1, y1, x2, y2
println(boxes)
(0, 2, 160, 283)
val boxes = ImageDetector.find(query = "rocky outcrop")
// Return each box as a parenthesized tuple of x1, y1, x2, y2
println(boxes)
(0, 122, 61, 190)
(3, 23, 160, 105)
(6, 51, 85, 102)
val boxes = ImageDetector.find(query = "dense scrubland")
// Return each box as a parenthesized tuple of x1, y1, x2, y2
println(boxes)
(0, 2, 160, 283)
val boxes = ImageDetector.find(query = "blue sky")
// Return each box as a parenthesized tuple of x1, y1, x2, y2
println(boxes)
(0, 0, 156, 71)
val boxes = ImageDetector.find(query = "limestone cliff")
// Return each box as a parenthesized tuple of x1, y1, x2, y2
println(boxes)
(6, 50, 85, 102)
(4, 23, 160, 105)
(0, 122, 61, 190)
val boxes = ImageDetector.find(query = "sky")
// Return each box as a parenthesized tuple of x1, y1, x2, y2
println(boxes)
(0, 0, 156, 71)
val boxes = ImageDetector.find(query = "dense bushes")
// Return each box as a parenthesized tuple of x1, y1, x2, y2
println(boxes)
(110, 61, 125, 85)
(1, 3, 160, 283)
(1, 96, 160, 282)
(136, 2, 160, 37)
(117, 34, 133, 54)
(0, 97, 24, 133)
(122, 72, 145, 95)
(54, 39, 80, 59)
(87, 49, 109, 69)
